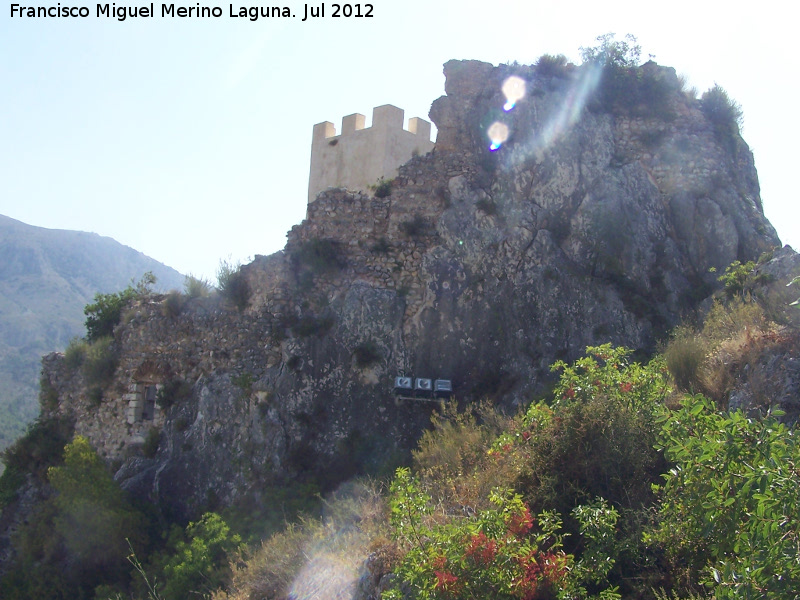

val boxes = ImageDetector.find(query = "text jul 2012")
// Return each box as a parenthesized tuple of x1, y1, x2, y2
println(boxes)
(9, 3, 375, 21)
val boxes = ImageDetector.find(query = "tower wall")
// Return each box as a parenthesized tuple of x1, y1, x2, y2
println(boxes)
(308, 104, 435, 204)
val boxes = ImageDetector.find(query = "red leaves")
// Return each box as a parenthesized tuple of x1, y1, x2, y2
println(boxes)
(514, 550, 569, 600)
(507, 505, 534, 537)
(465, 531, 498, 565)
(433, 568, 460, 596)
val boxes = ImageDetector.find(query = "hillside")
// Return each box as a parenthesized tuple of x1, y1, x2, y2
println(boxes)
(0, 214, 185, 451)
(1, 46, 799, 600)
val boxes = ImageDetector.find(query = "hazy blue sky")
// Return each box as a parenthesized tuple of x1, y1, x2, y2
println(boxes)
(1, 0, 796, 282)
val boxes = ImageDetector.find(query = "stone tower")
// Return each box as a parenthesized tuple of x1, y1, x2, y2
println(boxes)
(307, 104, 435, 204)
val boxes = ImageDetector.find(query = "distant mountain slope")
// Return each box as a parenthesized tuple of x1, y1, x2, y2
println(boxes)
(0, 214, 184, 451)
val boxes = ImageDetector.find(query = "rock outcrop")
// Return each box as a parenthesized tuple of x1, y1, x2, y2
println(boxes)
(37, 59, 784, 520)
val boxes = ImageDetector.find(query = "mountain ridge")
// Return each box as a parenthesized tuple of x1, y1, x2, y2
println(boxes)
(0, 213, 185, 451)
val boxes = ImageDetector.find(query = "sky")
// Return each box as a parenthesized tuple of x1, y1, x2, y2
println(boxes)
(1, 0, 797, 283)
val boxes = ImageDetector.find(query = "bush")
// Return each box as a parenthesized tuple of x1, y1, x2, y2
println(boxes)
(184, 274, 211, 298)
(653, 396, 800, 598)
(580, 33, 672, 117)
(217, 259, 250, 311)
(82, 336, 117, 389)
(664, 327, 707, 392)
(372, 177, 394, 198)
(534, 53, 570, 78)
(63, 337, 88, 370)
(701, 84, 743, 146)
(162, 290, 185, 318)
(84, 272, 155, 341)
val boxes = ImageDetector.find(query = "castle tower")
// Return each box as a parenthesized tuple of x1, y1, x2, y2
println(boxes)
(308, 104, 435, 204)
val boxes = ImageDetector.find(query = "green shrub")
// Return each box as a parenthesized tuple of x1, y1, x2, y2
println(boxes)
(217, 259, 250, 311)
(653, 396, 800, 598)
(84, 272, 155, 341)
(383, 468, 622, 600)
(372, 177, 394, 198)
(184, 274, 211, 298)
(161, 290, 185, 318)
(580, 33, 672, 118)
(700, 84, 743, 146)
(82, 336, 117, 389)
(716, 259, 770, 298)
(63, 337, 88, 370)
(534, 53, 570, 78)
(159, 513, 243, 600)
(664, 327, 707, 392)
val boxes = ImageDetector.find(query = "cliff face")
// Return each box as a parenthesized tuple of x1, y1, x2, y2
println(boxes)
(39, 59, 781, 519)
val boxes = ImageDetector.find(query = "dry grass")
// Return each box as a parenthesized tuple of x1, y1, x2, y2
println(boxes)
(213, 481, 389, 600)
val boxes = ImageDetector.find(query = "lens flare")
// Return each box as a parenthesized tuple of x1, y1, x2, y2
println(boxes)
(502, 75, 526, 111)
(487, 121, 509, 151)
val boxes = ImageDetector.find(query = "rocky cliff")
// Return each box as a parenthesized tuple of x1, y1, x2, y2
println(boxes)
(37, 59, 783, 521)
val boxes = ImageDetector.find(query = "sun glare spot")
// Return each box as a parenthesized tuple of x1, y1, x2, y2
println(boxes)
(502, 75, 526, 111)
(487, 121, 509, 151)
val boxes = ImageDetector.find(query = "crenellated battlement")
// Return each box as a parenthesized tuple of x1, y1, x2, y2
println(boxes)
(308, 104, 435, 204)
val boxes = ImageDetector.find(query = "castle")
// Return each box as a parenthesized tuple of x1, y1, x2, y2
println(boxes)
(307, 104, 435, 204)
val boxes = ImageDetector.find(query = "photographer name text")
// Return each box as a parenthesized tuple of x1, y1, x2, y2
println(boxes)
(10, 2, 373, 21)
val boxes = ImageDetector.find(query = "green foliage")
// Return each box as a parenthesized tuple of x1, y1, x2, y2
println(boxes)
(184, 274, 211, 298)
(653, 395, 800, 598)
(82, 335, 118, 389)
(580, 33, 641, 69)
(48, 436, 148, 564)
(158, 512, 242, 600)
(0, 415, 73, 483)
(716, 260, 769, 298)
(84, 272, 155, 341)
(384, 468, 622, 600)
(161, 291, 185, 318)
(64, 336, 89, 370)
(580, 33, 672, 118)
(701, 84, 743, 147)
(664, 326, 707, 392)
(216, 259, 250, 311)
(534, 54, 570, 78)
(372, 177, 394, 198)
(0, 435, 150, 598)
